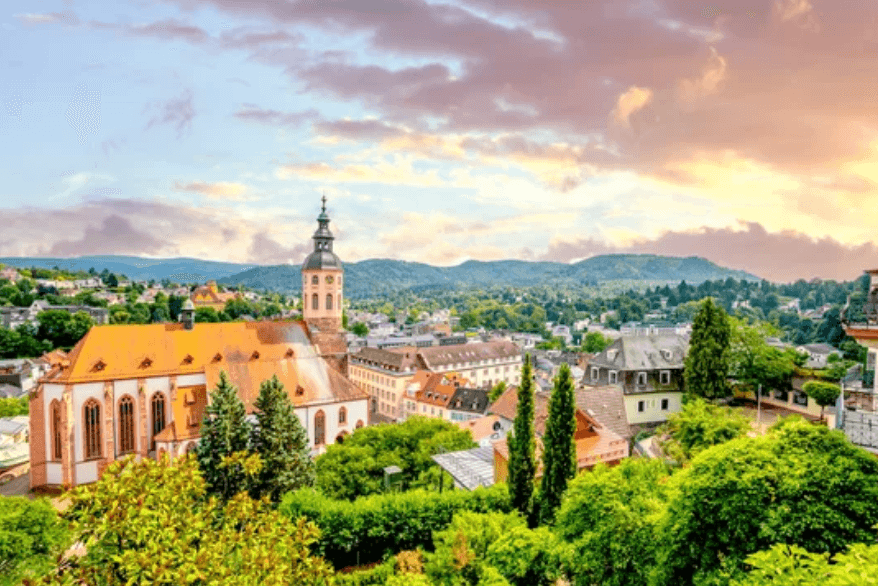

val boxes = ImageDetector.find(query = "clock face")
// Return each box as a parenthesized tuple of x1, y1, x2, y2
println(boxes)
(326, 275, 334, 284)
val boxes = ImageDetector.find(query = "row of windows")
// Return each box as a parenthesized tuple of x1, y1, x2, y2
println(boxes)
(311, 294, 341, 311)
(306, 275, 341, 285)
(636, 398, 670, 413)
(592, 369, 671, 386)
(51, 393, 167, 462)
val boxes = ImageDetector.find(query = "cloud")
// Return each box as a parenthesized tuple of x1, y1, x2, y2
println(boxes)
(247, 233, 311, 265)
(234, 105, 318, 126)
(48, 215, 164, 256)
(276, 156, 444, 187)
(677, 47, 727, 103)
(611, 86, 653, 127)
(774, 0, 821, 31)
(543, 222, 878, 282)
(144, 90, 195, 138)
(15, 11, 78, 25)
(130, 18, 208, 43)
(173, 181, 251, 200)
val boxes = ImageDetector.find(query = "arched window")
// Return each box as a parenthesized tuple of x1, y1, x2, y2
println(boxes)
(326, 294, 333, 310)
(311, 275, 318, 285)
(83, 399, 102, 460)
(338, 407, 346, 425)
(151, 393, 166, 451)
(50, 400, 62, 462)
(118, 395, 136, 454)
(314, 410, 325, 446)
(355, 420, 364, 429)
(312, 293, 319, 310)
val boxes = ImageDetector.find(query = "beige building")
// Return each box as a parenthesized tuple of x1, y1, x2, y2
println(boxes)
(349, 347, 419, 419)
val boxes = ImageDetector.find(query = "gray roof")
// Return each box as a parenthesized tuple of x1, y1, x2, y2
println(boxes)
(798, 343, 839, 355)
(589, 334, 689, 371)
(432, 447, 495, 490)
(575, 386, 632, 440)
(449, 387, 490, 414)
(0, 418, 27, 436)
(0, 384, 25, 399)
(302, 250, 343, 271)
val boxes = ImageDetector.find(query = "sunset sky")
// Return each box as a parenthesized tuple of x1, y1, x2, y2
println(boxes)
(2, 0, 877, 282)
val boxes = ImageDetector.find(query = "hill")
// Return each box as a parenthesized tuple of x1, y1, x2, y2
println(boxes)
(220, 254, 759, 297)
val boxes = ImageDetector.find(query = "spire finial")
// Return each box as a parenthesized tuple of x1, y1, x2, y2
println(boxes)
(321, 193, 327, 213)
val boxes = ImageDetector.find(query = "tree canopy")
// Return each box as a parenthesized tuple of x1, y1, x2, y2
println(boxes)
(539, 363, 576, 524)
(657, 398, 751, 464)
(507, 354, 536, 524)
(684, 298, 731, 399)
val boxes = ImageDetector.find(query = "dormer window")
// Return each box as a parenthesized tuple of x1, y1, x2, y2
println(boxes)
(661, 349, 672, 361)
(295, 385, 305, 396)
(251, 351, 260, 360)
(140, 357, 152, 369)
(607, 349, 618, 361)
(182, 354, 194, 365)
(608, 370, 618, 384)
(285, 348, 295, 358)
(213, 353, 222, 362)
(637, 372, 647, 386)
(92, 359, 106, 372)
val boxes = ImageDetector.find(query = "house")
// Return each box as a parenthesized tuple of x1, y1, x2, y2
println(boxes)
(583, 334, 689, 425)
(1, 301, 109, 329)
(402, 371, 489, 422)
(551, 325, 573, 345)
(455, 414, 508, 448)
(796, 343, 842, 369)
(0, 416, 29, 445)
(349, 346, 420, 419)
(573, 385, 632, 442)
(0, 358, 53, 394)
(365, 334, 438, 349)
(190, 281, 241, 311)
(489, 386, 629, 483)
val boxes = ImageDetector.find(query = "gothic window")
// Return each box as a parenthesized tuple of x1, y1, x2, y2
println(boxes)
(326, 275, 334, 284)
(315, 410, 326, 446)
(50, 400, 62, 461)
(311, 275, 318, 285)
(83, 399, 102, 460)
(355, 420, 364, 429)
(326, 294, 333, 310)
(151, 393, 166, 450)
(312, 293, 319, 310)
(119, 395, 136, 454)
(339, 406, 346, 424)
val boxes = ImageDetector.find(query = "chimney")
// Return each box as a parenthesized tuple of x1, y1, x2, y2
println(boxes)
(181, 299, 195, 331)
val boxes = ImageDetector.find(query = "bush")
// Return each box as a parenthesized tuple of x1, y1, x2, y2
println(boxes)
(486, 525, 565, 586)
(280, 484, 512, 569)
(0, 496, 69, 586)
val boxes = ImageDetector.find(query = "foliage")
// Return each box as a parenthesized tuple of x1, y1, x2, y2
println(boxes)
(539, 362, 576, 524)
(730, 318, 800, 393)
(735, 541, 878, 586)
(685, 298, 732, 399)
(280, 483, 512, 569)
(35, 310, 94, 350)
(195, 371, 252, 500)
(657, 398, 751, 464)
(350, 322, 369, 337)
(194, 306, 221, 323)
(26, 455, 334, 585)
(555, 458, 671, 586)
(802, 380, 841, 421)
(486, 525, 565, 586)
(0, 323, 52, 359)
(581, 330, 612, 353)
(0, 395, 29, 417)
(250, 375, 316, 502)
(487, 380, 506, 404)
(508, 354, 537, 524)
(316, 416, 475, 500)
(0, 497, 70, 586)
(426, 511, 524, 585)
(653, 419, 878, 586)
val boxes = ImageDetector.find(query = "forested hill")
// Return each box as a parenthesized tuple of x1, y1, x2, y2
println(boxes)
(219, 255, 759, 297)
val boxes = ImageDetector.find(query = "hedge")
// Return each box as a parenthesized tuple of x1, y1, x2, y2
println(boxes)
(280, 484, 512, 569)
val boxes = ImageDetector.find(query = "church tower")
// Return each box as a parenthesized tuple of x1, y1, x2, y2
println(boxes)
(301, 196, 343, 333)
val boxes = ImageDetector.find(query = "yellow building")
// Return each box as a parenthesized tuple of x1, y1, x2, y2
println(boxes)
(190, 281, 239, 311)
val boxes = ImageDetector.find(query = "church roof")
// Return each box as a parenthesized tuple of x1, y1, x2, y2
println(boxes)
(302, 250, 343, 271)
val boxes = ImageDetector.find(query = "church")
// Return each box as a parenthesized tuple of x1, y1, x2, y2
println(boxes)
(28, 199, 368, 490)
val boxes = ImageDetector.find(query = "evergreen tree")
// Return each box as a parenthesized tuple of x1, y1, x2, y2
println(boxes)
(539, 362, 577, 524)
(507, 354, 536, 524)
(684, 298, 732, 400)
(195, 371, 251, 500)
(250, 375, 315, 502)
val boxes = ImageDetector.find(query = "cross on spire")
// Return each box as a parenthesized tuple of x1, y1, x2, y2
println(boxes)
(321, 193, 327, 213)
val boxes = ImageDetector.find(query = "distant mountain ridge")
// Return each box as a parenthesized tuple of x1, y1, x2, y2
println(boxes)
(0, 254, 759, 298)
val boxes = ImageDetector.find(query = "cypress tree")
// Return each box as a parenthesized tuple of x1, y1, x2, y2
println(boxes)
(196, 371, 251, 500)
(684, 297, 732, 400)
(250, 375, 316, 502)
(507, 354, 536, 523)
(539, 362, 577, 524)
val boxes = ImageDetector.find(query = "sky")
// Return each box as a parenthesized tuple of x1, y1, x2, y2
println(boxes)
(1, 0, 877, 282)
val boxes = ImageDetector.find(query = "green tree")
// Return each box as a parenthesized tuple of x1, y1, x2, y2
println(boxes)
(250, 375, 315, 502)
(27, 456, 333, 585)
(729, 319, 798, 394)
(657, 398, 750, 464)
(316, 417, 475, 500)
(684, 298, 731, 400)
(485, 525, 565, 586)
(195, 372, 252, 500)
(195, 306, 221, 323)
(0, 396, 29, 417)
(802, 380, 841, 421)
(350, 322, 369, 337)
(36, 310, 94, 349)
(488, 381, 507, 404)
(555, 458, 670, 586)
(581, 331, 611, 353)
(0, 497, 70, 586)
(653, 419, 878, 585)
(507, 354, 536, 524)
(735, 541, 878, 586)
(539, 363, 576, 524)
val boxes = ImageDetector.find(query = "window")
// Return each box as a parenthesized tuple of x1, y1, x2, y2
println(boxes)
(339, 407, 346, 424)
(591, 367, 599, 382)
(314, 411, 326, 445)
(355, 419, 363, 429)
(660, 371, 671, 385)
(118, 395, 136, 454)
(637, 400, 645, 413)
(608, 371, 618, 384)
(637, 372, 647, 386)
(312, 293, 319, 310)
(83, 399, 102, 460)
(50, 400, 62, 461)
(326, 275, 334, 284)
(661, 398, 669, 411)
(151, 393, 166, 450)
(311, 275, 318, 285)
(326, 294, 333, 310)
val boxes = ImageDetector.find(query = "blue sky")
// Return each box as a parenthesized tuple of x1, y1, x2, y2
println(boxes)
(2, 0, 877, 281)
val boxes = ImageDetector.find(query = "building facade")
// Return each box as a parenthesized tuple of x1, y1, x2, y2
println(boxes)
(302, 196, 344, 334)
